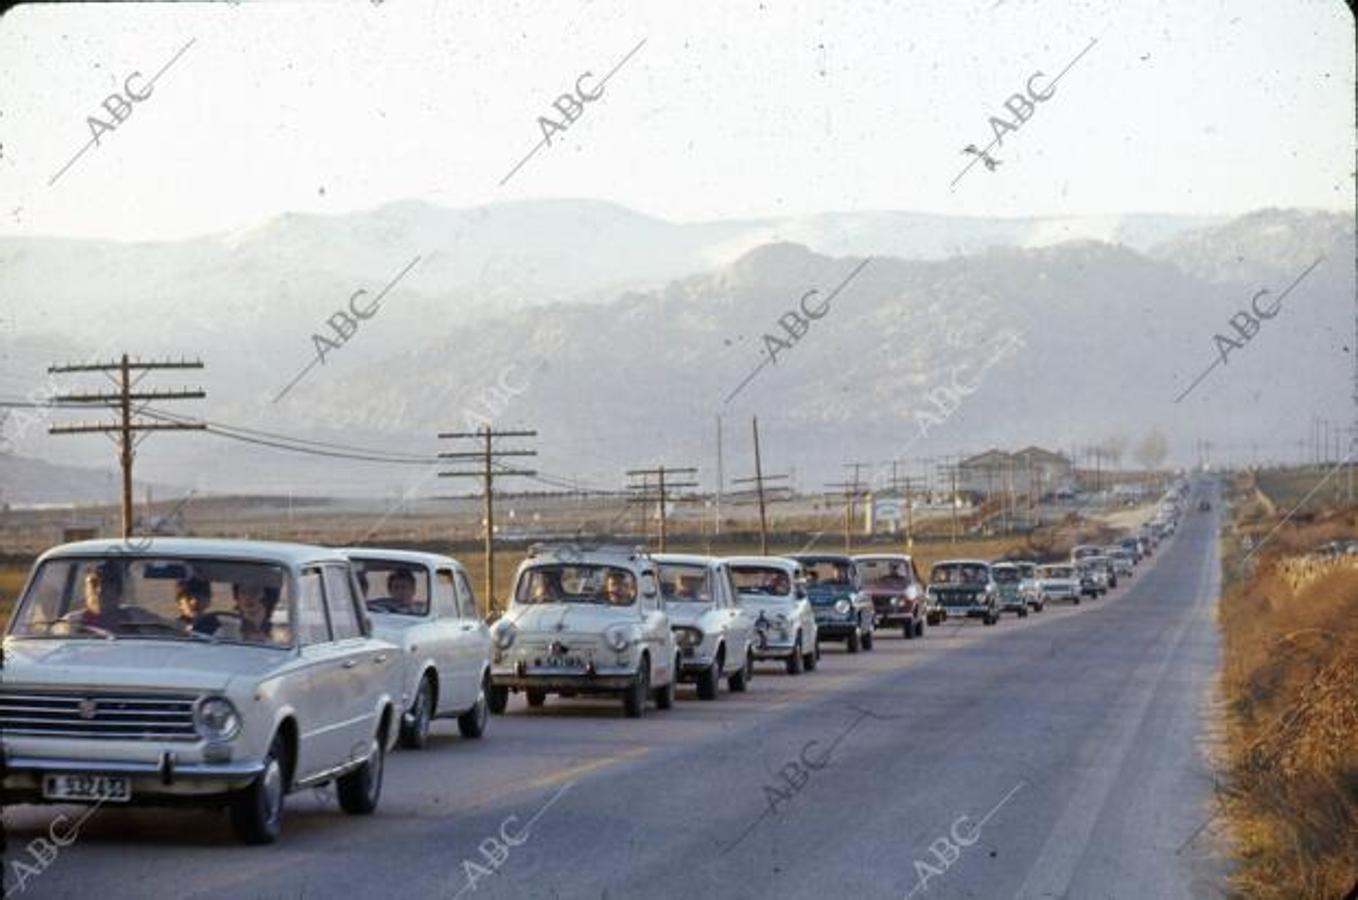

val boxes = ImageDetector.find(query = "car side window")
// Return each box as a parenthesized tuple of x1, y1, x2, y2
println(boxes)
(433, 569, 459, 619)
(321, 566, 362, 640)
(454, 571, 478, 619)
(297, 569, 332, 646)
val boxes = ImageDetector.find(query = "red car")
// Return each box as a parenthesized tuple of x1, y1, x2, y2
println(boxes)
(852, 554, 926, 638)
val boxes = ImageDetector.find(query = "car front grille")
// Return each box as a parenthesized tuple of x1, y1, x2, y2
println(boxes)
(0, 690, 199, 742)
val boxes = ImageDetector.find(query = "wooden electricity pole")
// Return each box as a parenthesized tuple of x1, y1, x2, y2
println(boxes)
(47, 355, 205, 538)
(626, 464, 698, 552)
(731, 416, 789, 555)
(437, 427, 537, 616)
(826, 461, 869, 553)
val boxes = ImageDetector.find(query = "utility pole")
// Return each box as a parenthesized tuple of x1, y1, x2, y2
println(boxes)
(626, 464, 698, 552)
(885, 461, 922, 549)
(715, 414, 724, 537)
(731, 416, 789, 555)
(826, 461, 869, 553)
(437, 427, 537, 616)
(934, 457, 961, 544)
(47, 355, 205, 538)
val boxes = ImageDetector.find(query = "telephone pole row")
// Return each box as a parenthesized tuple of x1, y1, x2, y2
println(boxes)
(47, 355, 205, 538)
(438, 426, 537, 615)
(626, 464, 698, 552)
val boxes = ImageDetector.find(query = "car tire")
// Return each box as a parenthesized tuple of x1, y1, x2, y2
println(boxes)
(903, 621, 914, 639)
(337, 733, 384, 815)
(1019, 607, 1029, 618)
(488, 685, 509, 715)
(229, 734, 287, 845)
(654, 656, 677, 710)
(915, 618, 925, 638)
(861, 622, 874, 651)
(984, 612, 997, 626)
(803, 642, 818, 671)
(1074, 596, 1082, 605)
(696, 657, 720, 701)
(847, 628, 862, 654)
(457, 674, 490, 739)
(526, 689, 547, 708)
(624, 662, 649, 718)
(728, 649, 752, 692)
(786, 637, 805, 675)
(399, 676, 434, 750)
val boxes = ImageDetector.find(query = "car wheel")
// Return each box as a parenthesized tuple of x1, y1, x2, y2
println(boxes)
(399, 676, 434, 750)
(229, 734, 287, 845)
(1074, 596, 1082, 605)
(457, 674, 490, 739)
(623, 661, 649, 718)
(861, 622, 874, 651)
(1019, 607, 1029, 618)
(847, 628, 862, 654)
(915, 618, 925, 638)
(488, 684, 509, 715)
(728, 649, 752, 692)
(654, 656, 677, 710)
(803, 642, 818, 671)
(786, 636, 805, 675)
(526, 689, 547, 708)
(337, 733, 384, 815)
(984, 612, 997, 626)
(696, 658, 721, 701)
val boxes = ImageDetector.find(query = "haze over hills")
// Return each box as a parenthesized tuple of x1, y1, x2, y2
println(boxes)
(1, 202, 1351, 502)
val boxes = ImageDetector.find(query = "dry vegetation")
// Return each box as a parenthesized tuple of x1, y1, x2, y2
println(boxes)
(1220, 473, 1358, 899)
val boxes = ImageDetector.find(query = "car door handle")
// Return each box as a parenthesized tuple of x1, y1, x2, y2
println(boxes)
(343, 659, 358, 669)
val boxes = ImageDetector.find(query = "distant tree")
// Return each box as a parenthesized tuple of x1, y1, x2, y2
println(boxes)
(1101, 434, 1129, 472)
(1135, 430, 1169, 471)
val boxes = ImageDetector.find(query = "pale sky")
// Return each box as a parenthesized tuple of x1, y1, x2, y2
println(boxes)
(0, 0, 1352, 241)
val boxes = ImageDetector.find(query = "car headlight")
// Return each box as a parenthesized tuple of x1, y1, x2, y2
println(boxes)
(834, 599, 851, 615)
(772, 613, 789, 629)
(673, 626, 703, 647)
(604, 625, 633, 651)
(493, 621, 517, 650)
(195, 697, 241, 742)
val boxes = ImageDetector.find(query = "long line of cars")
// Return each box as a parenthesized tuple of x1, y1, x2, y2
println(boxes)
(0, 490, 1184, 844)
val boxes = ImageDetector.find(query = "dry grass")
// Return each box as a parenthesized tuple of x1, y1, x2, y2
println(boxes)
(1220, 483, 1358, 898)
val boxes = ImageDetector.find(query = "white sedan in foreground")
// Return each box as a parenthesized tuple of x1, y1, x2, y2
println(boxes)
(0, 538, 401, 844)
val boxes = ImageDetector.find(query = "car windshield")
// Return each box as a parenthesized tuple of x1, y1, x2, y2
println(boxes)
(658, 563, 712, 603)
(1073, 547, 1101, 560)
(930, 563, 988, 585)
(992, 567, 1020, 583)
(857, 558, 912, 588)
(730, 566, 794, 597)
(351, 558, 430, 616)
(515, 564, 637, 607)
(795, 558, 852, 586)
(1041, 566, 1074, 579)
(1018, 564, 1036, 578)
(8, 555, 293, 647)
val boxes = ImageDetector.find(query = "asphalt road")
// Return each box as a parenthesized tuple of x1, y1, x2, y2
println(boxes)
(3, 491, 1226, 900)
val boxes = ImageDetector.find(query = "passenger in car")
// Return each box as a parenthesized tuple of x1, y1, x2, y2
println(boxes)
(67, 560, 128, 630)
(176, 576, 222, 635)
(602, 570, 635, 606)
(387, 568, 421, 614)
(234, 582, 274, 642)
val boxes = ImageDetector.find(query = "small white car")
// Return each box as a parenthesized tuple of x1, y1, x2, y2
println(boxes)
(725, 556, 819, 674)
(0, 539, 401, 844)
(1037, 563, 1081, 605)
(342, 549, 492, 748)
(654, 553, 755, 699)
(489, 545, 679, 718)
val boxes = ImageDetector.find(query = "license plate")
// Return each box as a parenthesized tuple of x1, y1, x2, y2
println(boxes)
(544, 655, 583, 669)
(43, 773, 131, 803)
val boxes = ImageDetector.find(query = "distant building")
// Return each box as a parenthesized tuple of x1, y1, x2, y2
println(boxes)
(957, 447, 1073, 498)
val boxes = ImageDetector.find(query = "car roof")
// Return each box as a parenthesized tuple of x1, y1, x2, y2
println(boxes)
(653, 553, 719, 567)
(340, 547, 465, 571)
(724, 555, 800, 571)
(851, 553, 912, 562)
(932, 558, 990, 567)
(38, 537, 347, 569)
(788, 553, 853, 563)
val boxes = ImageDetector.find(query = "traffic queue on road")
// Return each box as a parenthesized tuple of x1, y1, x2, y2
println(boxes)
(0, 484, 1188, 844)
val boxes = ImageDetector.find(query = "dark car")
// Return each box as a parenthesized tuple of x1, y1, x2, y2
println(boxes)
(853, 553, 926, 638)
(788, 554, 876, 652)
(924, 560, 999, 626)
